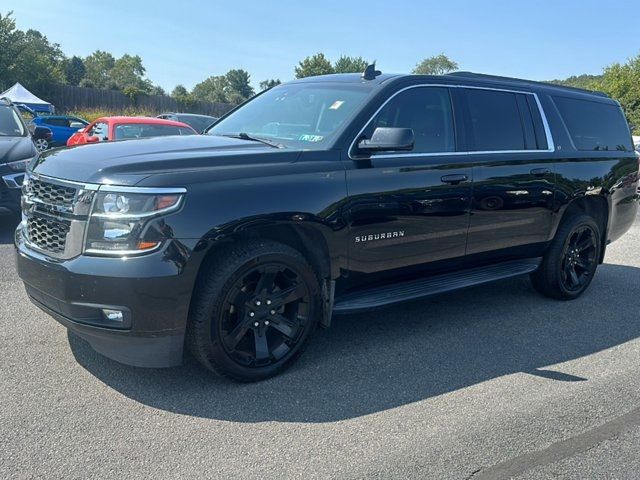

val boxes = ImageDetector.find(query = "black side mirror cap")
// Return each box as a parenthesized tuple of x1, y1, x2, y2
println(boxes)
(357, 127, 415, 154)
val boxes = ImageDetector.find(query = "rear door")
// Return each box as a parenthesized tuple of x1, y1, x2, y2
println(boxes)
(344, 85, 473, 274)
(462, 87, 556, 256)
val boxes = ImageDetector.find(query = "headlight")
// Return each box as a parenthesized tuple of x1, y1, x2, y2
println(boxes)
(84, 187, 185, 255)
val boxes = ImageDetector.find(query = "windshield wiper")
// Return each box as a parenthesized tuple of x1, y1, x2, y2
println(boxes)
(218, 132, 284, 149)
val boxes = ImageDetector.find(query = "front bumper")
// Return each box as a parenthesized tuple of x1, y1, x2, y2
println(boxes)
(15, 235, 196, 368)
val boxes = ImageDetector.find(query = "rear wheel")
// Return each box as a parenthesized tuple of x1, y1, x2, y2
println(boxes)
(34, 138, 49, 151)
(531, 214, 601, 300)
(187, 240, 320, 382)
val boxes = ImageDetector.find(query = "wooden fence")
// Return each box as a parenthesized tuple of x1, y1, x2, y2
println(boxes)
(40, 85, 235, 117)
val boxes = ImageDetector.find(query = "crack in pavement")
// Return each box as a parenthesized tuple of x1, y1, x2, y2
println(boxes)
(471, 406, 640, 479)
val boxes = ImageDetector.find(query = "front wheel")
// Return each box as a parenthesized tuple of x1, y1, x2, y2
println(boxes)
(187, 240, 321, 382)
(531, 214, 601, 300)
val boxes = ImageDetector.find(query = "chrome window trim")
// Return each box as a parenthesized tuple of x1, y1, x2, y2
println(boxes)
(347, 83, 556, 160)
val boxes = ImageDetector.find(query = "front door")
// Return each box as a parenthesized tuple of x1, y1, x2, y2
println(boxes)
(344, 86, 473, 274)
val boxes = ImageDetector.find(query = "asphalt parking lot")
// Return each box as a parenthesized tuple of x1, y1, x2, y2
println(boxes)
(1, 212, 640, 479)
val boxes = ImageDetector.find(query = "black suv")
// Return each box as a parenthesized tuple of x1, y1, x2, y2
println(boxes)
(0, 98, 40, 215)
(16, 71, 639, 381)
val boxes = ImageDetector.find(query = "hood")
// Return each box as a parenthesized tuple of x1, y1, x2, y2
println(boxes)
(31, 135, 300, 185)
(0, 135, 37, 165)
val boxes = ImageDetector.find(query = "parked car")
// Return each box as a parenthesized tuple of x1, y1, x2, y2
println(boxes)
(157, 112, 218, 133)
(30, 115, 89, 149)
(0, 97, 42, 215)
(15, 70, 639, 381)
(67, 116, 197, 146)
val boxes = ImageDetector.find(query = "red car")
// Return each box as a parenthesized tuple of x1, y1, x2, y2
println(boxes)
(66, 116, 197, 146)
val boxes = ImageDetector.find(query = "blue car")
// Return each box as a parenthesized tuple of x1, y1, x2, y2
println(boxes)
(29, 115, 89, 149)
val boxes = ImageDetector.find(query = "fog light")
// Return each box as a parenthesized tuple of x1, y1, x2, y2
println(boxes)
(102, 309, 124, 322)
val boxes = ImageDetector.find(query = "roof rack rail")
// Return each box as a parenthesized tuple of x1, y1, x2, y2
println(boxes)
(0, 96, 14, 106)
(446, 71, 610, 98)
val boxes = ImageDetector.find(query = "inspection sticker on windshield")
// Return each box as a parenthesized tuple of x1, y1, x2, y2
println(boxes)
(329, 100, 345, 110)
(299, 134, 324, 142)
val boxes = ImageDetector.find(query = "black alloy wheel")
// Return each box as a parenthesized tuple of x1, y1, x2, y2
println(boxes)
(187, 240, 320, 382)
(219, 263, 311, 368)
(531, 213, 601, 300)
(560, 224, 598, 292)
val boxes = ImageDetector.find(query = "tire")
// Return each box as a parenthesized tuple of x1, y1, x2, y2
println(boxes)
(531, 213, 602, 300)
(186, 240, 321, 382)
(34, 138, 49, 151)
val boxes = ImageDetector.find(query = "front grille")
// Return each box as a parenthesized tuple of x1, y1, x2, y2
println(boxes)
(28, 179, 77, 209)
(27, 216, 70, 254)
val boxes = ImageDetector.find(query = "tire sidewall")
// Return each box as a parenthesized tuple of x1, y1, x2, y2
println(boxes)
(203, 251, 320, 381)
(552, 215, 601, 299)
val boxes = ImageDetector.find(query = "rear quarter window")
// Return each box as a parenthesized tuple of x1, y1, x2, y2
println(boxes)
(553, 96, 632, 152)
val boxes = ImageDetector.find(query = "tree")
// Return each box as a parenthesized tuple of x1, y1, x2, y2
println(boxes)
(171, 84, 189, 99)
(171, 84, 195, 106)
(82, 50, 116, 88)
(259, 79, 281, 91)
(333, 55, 368, 74)
(149, 85, 166, 96)
(225, 69, 254, 100)
(598, 54, 640, 134)
(10, 29, 66, 92)
(295, 53, 334, 78)
(110, 54, 150, 92)
(0, 11, 21, 90)
(412, 54, 458, 75)
(549, 74, 603, 90)
(192, 75, 229, 103)
(65, 56, 86, 86)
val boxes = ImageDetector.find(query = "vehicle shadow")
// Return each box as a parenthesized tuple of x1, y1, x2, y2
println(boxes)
(0, 215, 19, 245)
(68, 262, 640, 423)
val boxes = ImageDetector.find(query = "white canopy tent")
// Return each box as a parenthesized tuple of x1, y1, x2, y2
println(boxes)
(0, 82, 54, 113)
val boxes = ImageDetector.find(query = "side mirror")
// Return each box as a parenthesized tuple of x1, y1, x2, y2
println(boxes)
(70, 122, 85, 129)
(357, 127, 414, 154)
(86, 135, 100, 143)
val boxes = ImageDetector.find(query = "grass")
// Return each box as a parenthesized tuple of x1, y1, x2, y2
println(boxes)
(64, 107, 160, 122)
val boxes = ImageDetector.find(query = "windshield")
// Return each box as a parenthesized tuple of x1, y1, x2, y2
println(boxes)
(207, 83, 373, 149)
(114, 124, 196, 140)
(0, 106, 27, 137)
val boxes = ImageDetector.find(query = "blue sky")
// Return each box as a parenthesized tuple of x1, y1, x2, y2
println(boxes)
(5, 0, 638, 91)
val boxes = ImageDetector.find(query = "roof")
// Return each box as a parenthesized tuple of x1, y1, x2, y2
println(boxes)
(288, 71, 614, 103)
(0, 82, 52, 105)
(445, 71, 611, 99)
(289, 73, 401, 85)
(96, 116, 194, 128)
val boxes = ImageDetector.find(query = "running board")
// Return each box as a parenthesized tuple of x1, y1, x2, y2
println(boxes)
(333, 258, 541, 314)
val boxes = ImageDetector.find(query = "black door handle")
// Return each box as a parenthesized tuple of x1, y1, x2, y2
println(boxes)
(530, 168, 551, 176)
(441, 174, 469, 185)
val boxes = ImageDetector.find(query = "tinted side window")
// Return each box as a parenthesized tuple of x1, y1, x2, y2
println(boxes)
(366, 87, 455, 154)
(465, 89, 525, 151)
(44, 117, 70, 127)
(553, 96, 632, 151)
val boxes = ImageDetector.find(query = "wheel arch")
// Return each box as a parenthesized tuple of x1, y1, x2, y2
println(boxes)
(554, 194, 609, 263)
